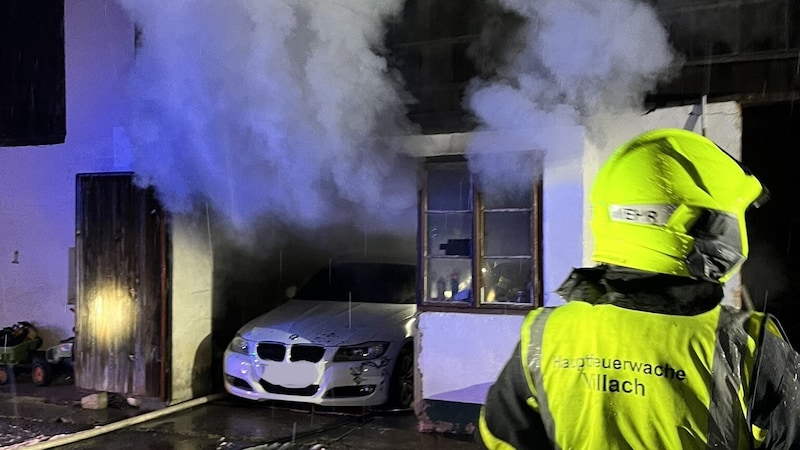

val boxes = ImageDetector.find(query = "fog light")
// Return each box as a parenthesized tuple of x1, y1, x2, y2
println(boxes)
(226, 375, 253, 391)
(323, 385, 376, 398)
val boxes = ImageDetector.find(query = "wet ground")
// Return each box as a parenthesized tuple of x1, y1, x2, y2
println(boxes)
(0, 374, 480, 449)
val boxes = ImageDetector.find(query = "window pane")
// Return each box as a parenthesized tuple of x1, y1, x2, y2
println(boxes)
(484, 211, 530, 256)
(483, 188, 531, 209)
(427, 212, 473, 257)
(427, 166, 472, 211)
(426, 258, 472, 303)
(480, 259, 531, 304)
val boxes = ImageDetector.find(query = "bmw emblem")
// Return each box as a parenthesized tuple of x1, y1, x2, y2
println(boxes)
(288, 334, 299, 340)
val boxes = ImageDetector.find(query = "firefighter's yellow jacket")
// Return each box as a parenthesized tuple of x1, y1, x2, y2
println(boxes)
(479, 266, 800, 449)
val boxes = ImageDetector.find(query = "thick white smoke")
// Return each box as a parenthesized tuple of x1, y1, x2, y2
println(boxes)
(466, 0, 679, 193)
(116, 0, 417, 236)
(116, 0, 679, 241)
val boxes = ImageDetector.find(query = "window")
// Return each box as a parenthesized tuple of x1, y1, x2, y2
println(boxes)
(420, 157, 542, 311)
(0, 0, 66, 146)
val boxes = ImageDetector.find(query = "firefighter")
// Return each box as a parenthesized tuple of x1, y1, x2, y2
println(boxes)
(479, 128, 800, 449)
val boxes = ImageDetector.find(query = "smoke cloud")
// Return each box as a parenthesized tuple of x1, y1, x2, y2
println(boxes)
(116, 0, 417, 237)
(116, 0, 679, 241)
(465, 0, 679, 193)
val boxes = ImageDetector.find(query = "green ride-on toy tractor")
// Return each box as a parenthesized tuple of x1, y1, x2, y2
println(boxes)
(0, 321, 74, 387)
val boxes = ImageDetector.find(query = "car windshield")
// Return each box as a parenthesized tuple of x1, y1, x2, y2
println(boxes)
(294, 263, 416, 304)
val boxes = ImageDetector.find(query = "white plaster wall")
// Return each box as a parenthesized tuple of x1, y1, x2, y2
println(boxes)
(170, 212, 214, 404)
(0, 1, 221, 401)
(0, 1, 135, 347)
(540, 128, 587, 305)
(417, 312, 523, 403)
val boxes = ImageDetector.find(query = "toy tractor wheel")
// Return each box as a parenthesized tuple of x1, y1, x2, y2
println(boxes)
(0, 365, 13, 385)
(31, 357, 53, 386)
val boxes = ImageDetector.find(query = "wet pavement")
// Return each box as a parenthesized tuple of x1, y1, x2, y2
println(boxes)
(0, 374, 480, 449)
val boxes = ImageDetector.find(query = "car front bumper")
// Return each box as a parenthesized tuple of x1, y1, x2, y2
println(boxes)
(223, 348, 394, 407)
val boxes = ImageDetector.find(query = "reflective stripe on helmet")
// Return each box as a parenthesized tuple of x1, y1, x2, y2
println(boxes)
(608, 204, 677, 226)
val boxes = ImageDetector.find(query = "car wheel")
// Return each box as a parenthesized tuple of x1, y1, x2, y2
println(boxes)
(31, 357, 53, 386)
(389, 344, 414, 409)
(0, 365, 13, 385)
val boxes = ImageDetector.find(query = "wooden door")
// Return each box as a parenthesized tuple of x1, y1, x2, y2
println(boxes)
(75, 173, 169, 398)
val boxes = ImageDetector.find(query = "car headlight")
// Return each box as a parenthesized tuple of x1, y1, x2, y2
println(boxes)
(228, 335, 251, 355)
(333, 341, 388, 361)
(58, 343, 73, 353)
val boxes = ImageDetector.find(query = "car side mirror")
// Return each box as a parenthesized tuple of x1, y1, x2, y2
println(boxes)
(285, 286, 297, 299)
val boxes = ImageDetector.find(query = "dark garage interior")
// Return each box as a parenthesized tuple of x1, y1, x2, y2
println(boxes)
(743, 102, 800, 345)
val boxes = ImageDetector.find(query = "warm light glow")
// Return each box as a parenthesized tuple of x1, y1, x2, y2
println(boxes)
(89, 284, 135, 343)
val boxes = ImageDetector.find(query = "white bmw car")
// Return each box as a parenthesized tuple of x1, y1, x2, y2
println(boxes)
(223, 262, 417, 408)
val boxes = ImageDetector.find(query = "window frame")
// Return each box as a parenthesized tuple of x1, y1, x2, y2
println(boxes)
(417, 156, 543, 314)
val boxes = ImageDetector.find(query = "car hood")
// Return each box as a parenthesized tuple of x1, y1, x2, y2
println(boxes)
(239, 299, 416, 347)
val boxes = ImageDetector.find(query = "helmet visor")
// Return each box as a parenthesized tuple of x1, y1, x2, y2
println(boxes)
(686, 210, 744, 281)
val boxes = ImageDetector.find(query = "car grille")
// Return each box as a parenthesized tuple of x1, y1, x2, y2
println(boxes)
(256, 342, 325, 363)
(257, 343, 286, 361)
(290, 345, 325, 363)
(259, 380, 320, 396)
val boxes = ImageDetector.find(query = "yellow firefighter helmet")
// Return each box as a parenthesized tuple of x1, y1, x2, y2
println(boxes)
(590, 128, 768, 283)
